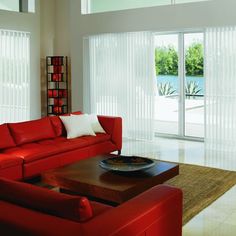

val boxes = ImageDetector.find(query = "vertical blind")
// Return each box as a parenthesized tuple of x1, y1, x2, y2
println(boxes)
(0, 29, 30, 124)
(205, 26, 236, 165)
(84, 32, 155, 140)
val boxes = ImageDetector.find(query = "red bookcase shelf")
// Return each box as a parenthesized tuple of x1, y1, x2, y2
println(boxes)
(46, 56, 68, 116)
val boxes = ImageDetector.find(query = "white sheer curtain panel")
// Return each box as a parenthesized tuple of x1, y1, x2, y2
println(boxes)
(84, 32, 155, 140)
(205, 26, 236, 157)
(0, 29, 30, 124)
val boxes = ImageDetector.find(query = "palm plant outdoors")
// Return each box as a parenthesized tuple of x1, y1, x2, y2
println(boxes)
(158, 81, 201, 97)
(158, 82, 176, 96)
(185, 81, 201, 97)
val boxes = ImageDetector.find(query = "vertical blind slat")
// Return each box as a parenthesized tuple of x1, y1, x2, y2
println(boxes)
(84, 32, 155, 140)
(205, 26, 236, 169)
(0, 29, 30, 124)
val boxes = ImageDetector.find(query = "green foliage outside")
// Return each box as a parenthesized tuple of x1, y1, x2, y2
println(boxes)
(155, 43, 204, 76)
(158, 82, 176, 96)
(185, 43, 204, 76)
(155, 46, 178, 76)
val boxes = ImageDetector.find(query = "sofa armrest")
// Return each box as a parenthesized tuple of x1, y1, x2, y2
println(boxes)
(0, 185, 182, 236)
(97, 115, 122, 151)
(82, 185, 182, 236)
(0, 154, 23, 169)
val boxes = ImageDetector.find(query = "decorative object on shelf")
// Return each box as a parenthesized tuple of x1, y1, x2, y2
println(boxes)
(46, 56, 68, 116)
(99, 156, 156, 172)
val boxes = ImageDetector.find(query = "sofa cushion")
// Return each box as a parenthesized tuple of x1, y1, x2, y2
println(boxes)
(4, 138, 87, 164)
(38, 134, 110, 154)
(60, 115, 96, 139)
(0, 178, 93, 222)
(8, 117, 56, 145)
(38, 136, 90, 153)
(0, 154, 23, 169)
(38, 134, 109, 153)
(49, 112, 83, 137)
(3, 134, 111, 164)
(49, 116, 64, 137)
(0, 124, 16, 149)
(80, 133, 111, 145)
(3, 143, 61, 164)
(87, 114, 106, 133)
(72, 114, 106, 134)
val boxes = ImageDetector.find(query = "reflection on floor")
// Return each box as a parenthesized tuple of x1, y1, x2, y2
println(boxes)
(122, 137, 236, 236)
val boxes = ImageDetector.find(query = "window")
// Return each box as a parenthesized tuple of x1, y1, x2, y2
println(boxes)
(28, 0, 35, 12)
(0, 29, 30, 123)
(0, 0, 35, 13)
(155, 32, 204, 138)
(0, 0, 19, 12)
(81, 0, 210, 15)
(176, 0, 207, 3)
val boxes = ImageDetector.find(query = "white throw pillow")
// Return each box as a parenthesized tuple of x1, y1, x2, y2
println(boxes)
(59, 115, 96, 139)
(72, 114, 106, 133)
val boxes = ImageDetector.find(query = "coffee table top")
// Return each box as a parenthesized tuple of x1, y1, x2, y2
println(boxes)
(42, 155, 179, 204)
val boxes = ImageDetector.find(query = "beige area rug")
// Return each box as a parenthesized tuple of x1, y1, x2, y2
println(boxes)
(165, 163, 236, 225)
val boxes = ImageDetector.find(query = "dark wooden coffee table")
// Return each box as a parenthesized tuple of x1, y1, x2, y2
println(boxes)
(41, 155, 179, 205)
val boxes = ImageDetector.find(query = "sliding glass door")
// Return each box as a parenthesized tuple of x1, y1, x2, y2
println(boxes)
(155, 32, 204, 139)
(184, 33, 204, 137)
(155, 34, 179, 135)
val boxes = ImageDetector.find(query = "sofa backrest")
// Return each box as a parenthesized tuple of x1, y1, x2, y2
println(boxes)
(0, 177, 93, 222)
(0, 112, 84, 148)
(0, 124, 16, 149)
(8, 117, 56, 146)
(49, 116, 65, 137)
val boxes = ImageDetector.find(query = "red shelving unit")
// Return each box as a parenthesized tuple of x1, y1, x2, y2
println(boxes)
(46, 56, 68, 116)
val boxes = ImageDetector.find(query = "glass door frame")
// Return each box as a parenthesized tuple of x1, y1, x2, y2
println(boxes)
(155, 30, 205, 142)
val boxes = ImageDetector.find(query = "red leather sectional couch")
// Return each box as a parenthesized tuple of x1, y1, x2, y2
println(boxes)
(0, 177, 182, 236)
(0, 112, 183, 235)
(0, 111, 122, 180)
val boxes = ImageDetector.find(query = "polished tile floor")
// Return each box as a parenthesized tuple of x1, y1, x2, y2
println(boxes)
(122, 137, 236, 236)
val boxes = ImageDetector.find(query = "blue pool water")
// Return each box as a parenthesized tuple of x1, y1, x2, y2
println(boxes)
(157, 75, 204, 95)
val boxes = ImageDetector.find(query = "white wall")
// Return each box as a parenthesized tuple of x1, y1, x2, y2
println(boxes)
(40, 0, 56, 58)
(40, 0, 71, 116)
(68, 0, 236, 112)
(0, 0, 40, 119)
(40, 0, 70, 57)
(54, 0, 70, 56)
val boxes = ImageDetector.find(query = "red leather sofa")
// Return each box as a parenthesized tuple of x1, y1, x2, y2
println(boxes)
(0, 178, 182, 236)
(0, 111, 122, 180)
